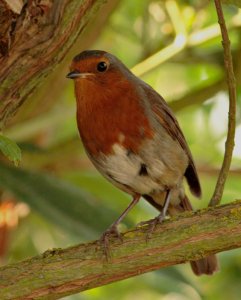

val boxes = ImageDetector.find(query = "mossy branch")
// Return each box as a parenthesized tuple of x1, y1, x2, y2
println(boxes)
(1, 200, 241, 300)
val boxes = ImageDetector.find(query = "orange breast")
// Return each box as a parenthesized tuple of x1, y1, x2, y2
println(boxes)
(74, 77, 153, 156)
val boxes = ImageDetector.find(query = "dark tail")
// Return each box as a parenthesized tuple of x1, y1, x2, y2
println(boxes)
(190, 255, 219, 276)
(180, 195, 219, 276)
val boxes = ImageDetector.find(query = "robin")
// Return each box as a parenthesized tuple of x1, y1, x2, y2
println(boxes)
(67, 50, 218, 275)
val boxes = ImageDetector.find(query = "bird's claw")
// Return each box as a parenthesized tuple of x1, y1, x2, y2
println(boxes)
(147, 215, 164, 238)
(137, 218, 156, 227)
(100, 225, 123, 261)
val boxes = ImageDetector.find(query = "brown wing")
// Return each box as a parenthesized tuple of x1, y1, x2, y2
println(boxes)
(142, 84, 201, 197)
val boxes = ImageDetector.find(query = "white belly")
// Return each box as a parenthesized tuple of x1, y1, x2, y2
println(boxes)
(92, 143, 182, 198)
(103, 143, 166, 195)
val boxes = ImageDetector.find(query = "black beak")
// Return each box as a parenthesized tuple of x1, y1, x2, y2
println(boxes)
(66, 71, 93, 79)
(66, 71, 81, 79)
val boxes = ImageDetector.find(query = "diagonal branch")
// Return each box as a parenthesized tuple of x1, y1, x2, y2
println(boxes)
(209, 0, 237, 206)
(1, 200, 241, 300)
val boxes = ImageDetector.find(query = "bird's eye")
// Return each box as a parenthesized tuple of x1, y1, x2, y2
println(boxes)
(97, 61, 108, 72)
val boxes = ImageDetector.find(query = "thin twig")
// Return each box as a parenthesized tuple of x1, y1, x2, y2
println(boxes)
(209, 0, 236, 207)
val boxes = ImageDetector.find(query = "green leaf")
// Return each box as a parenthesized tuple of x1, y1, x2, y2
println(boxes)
(0, 162, 125, 239)
(0, 135, 21, 166)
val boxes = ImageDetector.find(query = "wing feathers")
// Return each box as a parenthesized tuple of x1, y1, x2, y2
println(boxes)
(141, 83, 201, 197)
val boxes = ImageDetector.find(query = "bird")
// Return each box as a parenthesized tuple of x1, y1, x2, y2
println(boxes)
(66, 50, 218, 276)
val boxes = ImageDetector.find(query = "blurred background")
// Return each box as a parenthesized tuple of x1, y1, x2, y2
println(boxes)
(0, 0, 241, 299)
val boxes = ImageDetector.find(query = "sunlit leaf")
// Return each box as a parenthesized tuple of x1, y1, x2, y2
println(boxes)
(0, 135, 21, 166)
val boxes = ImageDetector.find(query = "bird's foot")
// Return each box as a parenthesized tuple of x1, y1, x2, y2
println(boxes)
(100, 225, 123, 261)
(137, 214, 165, 241)
(147, 214, 164, 239)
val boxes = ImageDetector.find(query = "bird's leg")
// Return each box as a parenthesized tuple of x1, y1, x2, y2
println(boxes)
(147, 189, 171, 238)
(100, 194, 141, 259)
(138, 190, 172, 240)
(158, 189, 171, 223)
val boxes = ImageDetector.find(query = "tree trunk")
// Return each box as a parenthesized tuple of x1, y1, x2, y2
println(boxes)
(0, 0, 107, 129)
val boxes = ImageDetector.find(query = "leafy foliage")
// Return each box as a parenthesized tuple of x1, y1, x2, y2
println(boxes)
(0, 162, 122, 239)
(0, 135, 21, 166)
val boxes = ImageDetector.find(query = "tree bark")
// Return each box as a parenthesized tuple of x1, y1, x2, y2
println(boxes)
(0, 200, 241, 300)
(0, 0, 107, 129)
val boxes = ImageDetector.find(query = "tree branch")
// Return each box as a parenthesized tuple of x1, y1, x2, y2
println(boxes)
(1, 200, 241, 300)
(209, 0, 237, 206)
(169, 79, 226, 112)
(0, 0, 107, 129)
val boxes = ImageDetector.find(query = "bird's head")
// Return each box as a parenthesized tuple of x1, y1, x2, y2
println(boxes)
(66, 50, 132, 86)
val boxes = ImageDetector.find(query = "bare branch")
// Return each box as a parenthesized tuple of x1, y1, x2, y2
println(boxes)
(209, 0, 237, 206)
